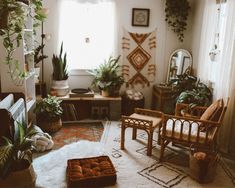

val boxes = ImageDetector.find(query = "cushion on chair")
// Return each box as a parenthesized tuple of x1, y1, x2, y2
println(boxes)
(164, 119, 214, 144)
(129, 113, 162, 128)
(200, 99, 223, 121)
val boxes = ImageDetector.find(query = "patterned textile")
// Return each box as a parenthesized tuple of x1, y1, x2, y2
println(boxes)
(122, 29, 156, 88)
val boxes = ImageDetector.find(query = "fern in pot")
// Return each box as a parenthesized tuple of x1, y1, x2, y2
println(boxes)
(51, 42, 69, 96)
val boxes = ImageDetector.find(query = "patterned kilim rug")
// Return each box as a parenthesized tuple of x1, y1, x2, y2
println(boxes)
(33, 121, 235, 188)
(52, 121, 104, 150)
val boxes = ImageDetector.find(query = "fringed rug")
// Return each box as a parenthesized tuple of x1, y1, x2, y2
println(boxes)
(33, 121, 235, 188)
(52, 121, 104, 150)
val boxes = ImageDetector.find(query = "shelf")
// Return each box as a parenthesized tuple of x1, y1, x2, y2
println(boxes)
(24, 50, 34, 55)
(24, 29, 33, 32)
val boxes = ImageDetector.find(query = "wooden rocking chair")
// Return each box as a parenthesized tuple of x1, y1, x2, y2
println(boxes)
(159, 98, 229, 161)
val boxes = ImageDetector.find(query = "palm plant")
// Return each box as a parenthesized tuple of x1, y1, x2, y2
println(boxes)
(88, 55, 124, 96)
(0, 122, 41, 178)
(52, 42, 68, 81)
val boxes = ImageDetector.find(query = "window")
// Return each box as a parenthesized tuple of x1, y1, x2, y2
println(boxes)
(58, 0, 116, 70)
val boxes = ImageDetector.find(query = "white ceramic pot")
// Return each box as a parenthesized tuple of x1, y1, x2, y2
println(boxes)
(51, 80, 69, 96)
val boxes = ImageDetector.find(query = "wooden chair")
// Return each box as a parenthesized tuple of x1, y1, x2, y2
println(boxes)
(121, 108, 163, 156)
(159, 98, 229, 161)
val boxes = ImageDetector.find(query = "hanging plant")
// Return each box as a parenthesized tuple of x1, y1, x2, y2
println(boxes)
(165, 0, 191, 42)
(0, 0, 46, 85)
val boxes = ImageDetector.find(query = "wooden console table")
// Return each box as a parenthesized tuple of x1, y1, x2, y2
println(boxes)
(58, 94, 121, 121)
(151, 85, 176, 114)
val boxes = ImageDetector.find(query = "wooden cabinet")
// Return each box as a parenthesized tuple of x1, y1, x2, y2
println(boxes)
(151, 85, 176, 114)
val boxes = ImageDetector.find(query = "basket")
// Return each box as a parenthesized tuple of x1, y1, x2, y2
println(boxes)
(36, 117, 62, 133)
(67, 156, 116, 187)
(189, 151, 219, 183)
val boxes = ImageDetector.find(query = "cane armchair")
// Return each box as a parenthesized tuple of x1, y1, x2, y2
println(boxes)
(159, 98, 228, 161)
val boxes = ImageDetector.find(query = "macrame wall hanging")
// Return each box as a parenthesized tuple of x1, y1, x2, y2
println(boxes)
(122, 28, 156, 88)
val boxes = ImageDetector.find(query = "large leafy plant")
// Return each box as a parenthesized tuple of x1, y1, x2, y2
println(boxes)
(0, 122, 41, 178)
(34, 95, 63, 121)
(169, 73, 212, 108)
(52, 42, 68, 81)
(88, 55, 124, 94)
(165, 0, 191, 42)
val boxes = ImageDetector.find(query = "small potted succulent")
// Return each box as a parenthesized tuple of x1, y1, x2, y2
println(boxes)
(88, 55, 124, 97)
(34, 95, 63, 133)
(0, 122, 41, 187)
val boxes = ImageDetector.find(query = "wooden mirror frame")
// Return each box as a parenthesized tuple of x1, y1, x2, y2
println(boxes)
(167, 49, 192, 83)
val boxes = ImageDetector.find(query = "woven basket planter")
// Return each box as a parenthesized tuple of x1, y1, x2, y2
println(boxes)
(36, 116, 62, 133)
(0, 162, 36, 187)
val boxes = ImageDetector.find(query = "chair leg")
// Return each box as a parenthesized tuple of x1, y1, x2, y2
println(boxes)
(147, 131, 153, 156)
(121, 125, 126, 150)
(159, 139, 169, 162)
(132, 128, 137, 140)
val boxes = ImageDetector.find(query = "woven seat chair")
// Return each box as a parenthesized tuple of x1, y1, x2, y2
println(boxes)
(121, 108, 163, 156)
(159, 98, 229, 161)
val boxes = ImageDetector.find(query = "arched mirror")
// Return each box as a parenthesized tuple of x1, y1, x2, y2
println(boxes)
(167, 49, 192, 83)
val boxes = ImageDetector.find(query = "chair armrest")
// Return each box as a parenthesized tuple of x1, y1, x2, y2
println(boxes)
(134, 108, 163, 118)
(121, 115, 153, 129)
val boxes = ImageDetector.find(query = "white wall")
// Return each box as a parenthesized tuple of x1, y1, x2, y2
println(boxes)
(39, 0, 194, 108)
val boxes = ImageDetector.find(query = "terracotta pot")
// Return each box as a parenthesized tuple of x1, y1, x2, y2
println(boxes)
(101, 90, 109, 97)
(0, 163, 36, 187)
(36, 117, 62, 133)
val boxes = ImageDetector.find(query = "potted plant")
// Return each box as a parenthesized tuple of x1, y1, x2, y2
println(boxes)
(165, 0, 191, 42)
(34, 95, 63, 133)
(51, 42, 69, 96)
(0, 121, 41, 187)
(88, 55, 124, 97)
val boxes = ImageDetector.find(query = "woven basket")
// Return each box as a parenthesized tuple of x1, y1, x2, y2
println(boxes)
(189, 152, 219, 183)
(37, 117, 62, 133)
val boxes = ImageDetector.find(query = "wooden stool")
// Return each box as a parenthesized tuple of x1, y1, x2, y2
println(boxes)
(120, 108, 162, 156)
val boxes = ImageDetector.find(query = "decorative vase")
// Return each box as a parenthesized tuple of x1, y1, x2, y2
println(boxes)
(0, 162, 36, 187)
(51, 79, 69, 96)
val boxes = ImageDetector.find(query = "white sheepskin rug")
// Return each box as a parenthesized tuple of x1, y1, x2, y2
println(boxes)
(33, 141, 105, 188)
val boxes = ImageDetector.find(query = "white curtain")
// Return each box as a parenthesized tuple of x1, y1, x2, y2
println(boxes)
(58, 0, 117, 70)
(198, 0, 235, 155)
(214, 0, 235, 155)
(197, 0, 217, 84)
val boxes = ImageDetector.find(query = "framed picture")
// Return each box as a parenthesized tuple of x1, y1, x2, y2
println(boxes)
(132, 8, 150, 27)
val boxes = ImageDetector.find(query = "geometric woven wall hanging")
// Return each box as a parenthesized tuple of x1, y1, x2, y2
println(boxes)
(122, 28, 156, 88)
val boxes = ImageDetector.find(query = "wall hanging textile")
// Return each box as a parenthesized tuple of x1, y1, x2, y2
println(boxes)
(122, 29, 156, 88)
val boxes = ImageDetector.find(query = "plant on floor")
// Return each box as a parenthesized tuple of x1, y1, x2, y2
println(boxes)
(34, 95, 63, 133)
(34, 95, 63, 121)
(52, 42, 68, 81)
(165, 0, 191, 42)
(0, 121, 41, 179)
(88, 55, 124, 97)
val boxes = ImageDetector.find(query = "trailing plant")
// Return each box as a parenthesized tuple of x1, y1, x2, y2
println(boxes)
(165, 0, 190, 42)
(34, 95, 63, 121)
(88, 55, 124, 95)
(0, 121, 42, 178)
(52, 42, 69, 80)
(0, 0, 46, 85)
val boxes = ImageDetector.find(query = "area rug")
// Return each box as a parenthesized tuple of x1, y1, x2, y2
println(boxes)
(33, 121, 235, 188)
(52, 121, 104, 150)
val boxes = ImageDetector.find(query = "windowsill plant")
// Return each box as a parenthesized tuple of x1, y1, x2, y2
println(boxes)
(88, 55, 124, 97)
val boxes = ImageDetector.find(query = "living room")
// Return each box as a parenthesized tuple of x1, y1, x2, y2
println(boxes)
(0, 0, 235, 187)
